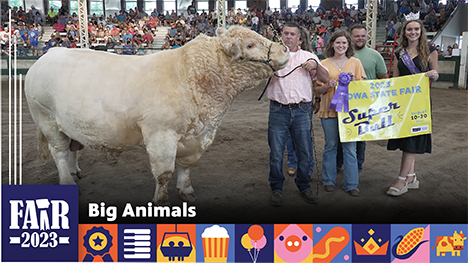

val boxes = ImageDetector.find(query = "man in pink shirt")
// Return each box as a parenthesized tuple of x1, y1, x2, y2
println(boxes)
(266, 22, 329, 207)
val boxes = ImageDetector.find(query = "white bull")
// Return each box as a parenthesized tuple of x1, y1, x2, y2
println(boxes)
(25, 26, 288, 205)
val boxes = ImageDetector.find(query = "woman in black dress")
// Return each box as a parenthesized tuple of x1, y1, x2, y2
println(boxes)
(386, 18, 439, 196)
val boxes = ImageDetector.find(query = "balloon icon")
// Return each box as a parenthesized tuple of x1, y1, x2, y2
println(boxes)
(243, 226, 267, 263)
(251, 235, 267, 251)
(241, 233, 254, 251)
(248, 225, 264, 241)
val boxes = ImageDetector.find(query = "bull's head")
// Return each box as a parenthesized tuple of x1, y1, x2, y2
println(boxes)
(452, 231, 467, 250)
(217, 26, 289, 73)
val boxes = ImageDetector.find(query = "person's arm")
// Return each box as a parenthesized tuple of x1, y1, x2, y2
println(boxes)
(377, 73, 389, 79)
(315, 79, 337, 95)
(302, 57, 329, 83)
(426, 49, 439, 81)
(392, 55, 400, 77)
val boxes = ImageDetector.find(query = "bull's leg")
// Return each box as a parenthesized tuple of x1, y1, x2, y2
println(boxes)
(144, 132, 179, 206)
(176, 164, 197, 202)
(47, 136, 76, 185)
(29, 101, 75, 185)
(68, 151, 82, 179)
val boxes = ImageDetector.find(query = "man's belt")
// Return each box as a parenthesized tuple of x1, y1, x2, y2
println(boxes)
(271, 100, 309, 109)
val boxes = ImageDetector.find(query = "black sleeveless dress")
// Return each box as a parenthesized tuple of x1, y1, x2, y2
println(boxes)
(387, 45, 436, 154)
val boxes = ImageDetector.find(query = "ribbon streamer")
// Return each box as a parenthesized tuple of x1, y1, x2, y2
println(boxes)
(329, 73, 352, 113)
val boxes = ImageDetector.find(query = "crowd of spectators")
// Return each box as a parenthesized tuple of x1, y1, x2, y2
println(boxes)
(0, 0, 465, 56)
(384, 0, 465, 41)
(1, 3, 159, 56)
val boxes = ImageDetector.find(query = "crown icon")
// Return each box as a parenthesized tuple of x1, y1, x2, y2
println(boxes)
(354, 229, 389, 255)
(404, 11, 420, 21)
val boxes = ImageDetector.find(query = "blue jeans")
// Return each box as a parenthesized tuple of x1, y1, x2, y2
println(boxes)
(337, 141, 366, 172)
(321, 117, 359, 191)
(268, 101, 313, 193)
(286, 131, 314, 175)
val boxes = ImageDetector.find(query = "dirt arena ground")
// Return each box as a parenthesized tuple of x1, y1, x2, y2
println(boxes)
(2, 81, 467, 224)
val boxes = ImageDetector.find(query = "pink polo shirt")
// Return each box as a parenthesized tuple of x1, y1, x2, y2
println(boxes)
(266, 47, 324, 104)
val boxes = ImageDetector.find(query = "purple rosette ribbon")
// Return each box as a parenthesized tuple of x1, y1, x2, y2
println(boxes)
(329, 72, 352, 113)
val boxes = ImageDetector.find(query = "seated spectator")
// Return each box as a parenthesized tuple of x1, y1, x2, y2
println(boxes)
(205, 24, 214, 36)
(110, 27, 120, 42)
(398, 2, 410, 15)
(47, 7, 58, 26)
(442, 46, 452, 56)
(53, 20, 65, 32)
(34, 12, 44, 26)
(122, 29, 133, 43)
(114, 41, 123, 54)
(15, 31, 27, 56)
(97, 16, 106, 25)
(136, 42, 146, 55)
(105, 37, 115, 49)
(433, 17, 442, 31)
(151, 8, 159, 18)
(96, 28, 105, 43)
(105, 20, 114, 30)
(59, 1, 69, 16)
(123, 40, 134, 55)
(332, 15, 340, 28)
(19, 24, 29, 42)
(24, 10, 35, 25)
(142, 30, 153, 47)
(62, 37, 71, 48)
(423, 16, 433, 31)
(48, 32, 61, 47)
(65, 21, 74, 31)
(71, 12, 79, 23)
(386, 21, 396, 40)
(161, 38, 172, 49)
(89, 34, 97, 45)
(146, 16, 157, 29)
(172, 39, 182, 49)
(58, 14, 68, 26)
(70, 38, 77, 48)
(167, 26, 177, 41)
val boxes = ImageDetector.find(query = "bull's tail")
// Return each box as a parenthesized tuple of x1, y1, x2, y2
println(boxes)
(37, 129, 51, 162)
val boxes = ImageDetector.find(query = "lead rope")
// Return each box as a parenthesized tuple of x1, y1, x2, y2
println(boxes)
(257, 57, 316, 101)
(311, 92, 321, 196)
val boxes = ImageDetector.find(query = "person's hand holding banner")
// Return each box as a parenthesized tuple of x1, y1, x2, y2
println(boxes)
(338, 73, 431, 142)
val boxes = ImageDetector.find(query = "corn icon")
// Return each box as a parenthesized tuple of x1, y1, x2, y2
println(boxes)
(396, 228, 425, 255)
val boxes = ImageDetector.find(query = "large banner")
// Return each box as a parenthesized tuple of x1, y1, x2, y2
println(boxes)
(338, 73, 431, 142)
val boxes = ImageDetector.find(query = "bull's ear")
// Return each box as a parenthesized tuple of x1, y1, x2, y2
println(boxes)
(216, 27, 227, 37)
(221, 39, 240, 59)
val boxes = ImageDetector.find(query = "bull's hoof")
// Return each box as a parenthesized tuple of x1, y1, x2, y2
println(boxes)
(74, 171, 83, 179)
(180, 192, 198, 202)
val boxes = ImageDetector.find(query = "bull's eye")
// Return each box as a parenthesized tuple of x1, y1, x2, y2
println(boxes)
(247, 44, 255, 49)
